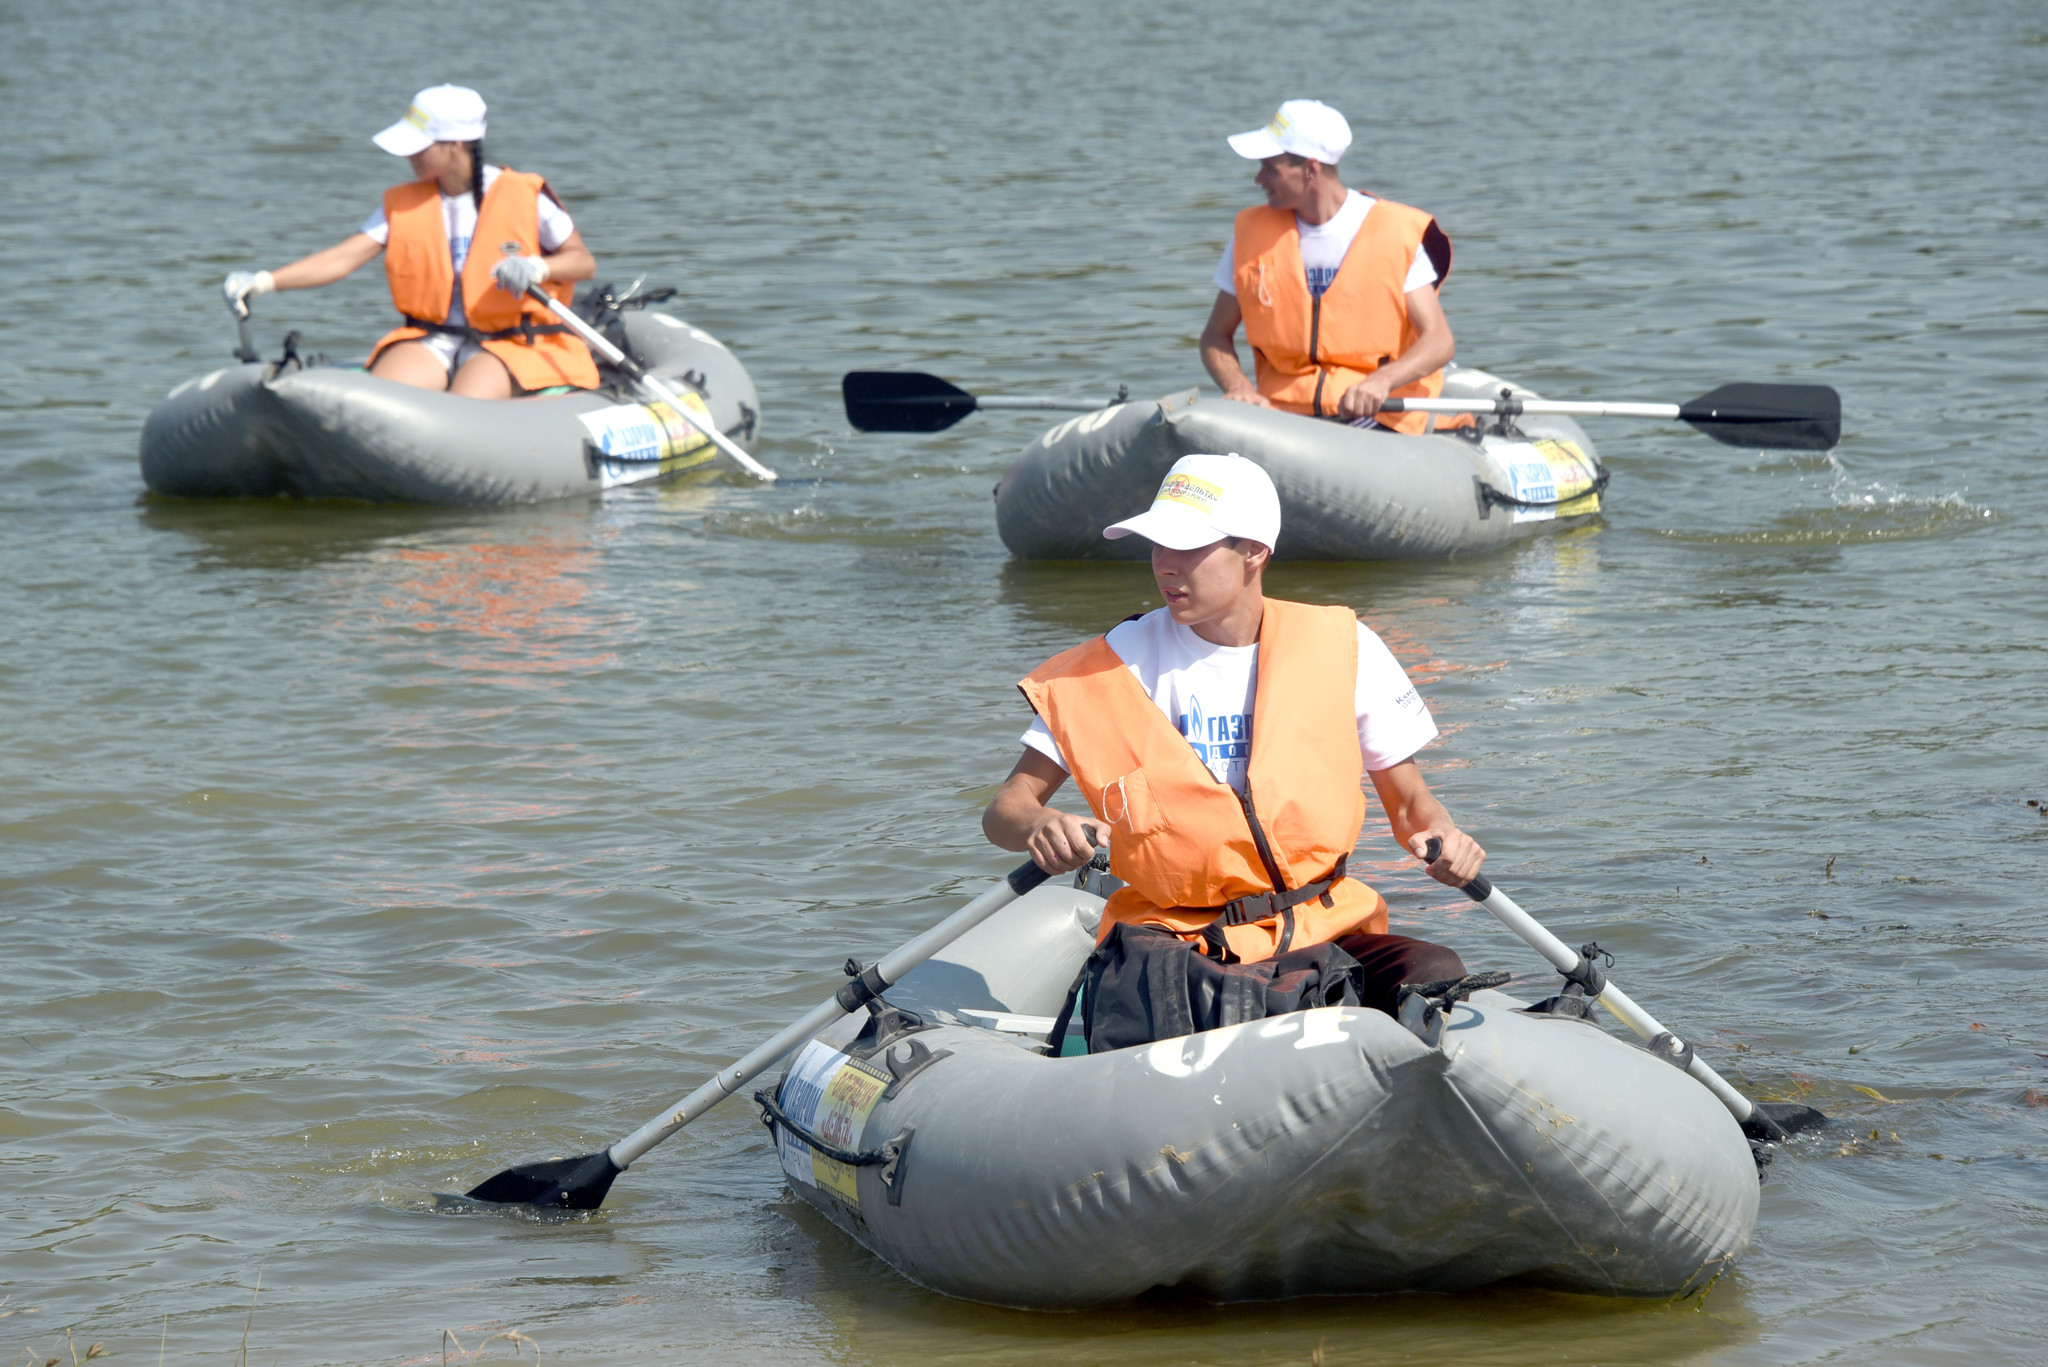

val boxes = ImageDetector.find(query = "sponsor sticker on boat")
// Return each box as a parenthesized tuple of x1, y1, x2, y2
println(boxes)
(774, 1040, 890, 1207)
(1492, 438, 1601, 524)
(578, 393, 719, 489)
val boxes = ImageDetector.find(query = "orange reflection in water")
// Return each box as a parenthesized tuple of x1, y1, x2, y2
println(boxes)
(374, 538, 623, 677)
(1365, 604, 1504, 691)
(1352, 603, 1500, 893)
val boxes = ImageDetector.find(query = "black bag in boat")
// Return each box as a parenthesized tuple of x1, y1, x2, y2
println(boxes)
(1047, 922, 1365, 1054)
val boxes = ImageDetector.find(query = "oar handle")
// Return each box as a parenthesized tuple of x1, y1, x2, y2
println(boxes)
(523, 285, 778, 483)
(1419, 839, 1756, 1124)
(606, 856, 1063, 1169)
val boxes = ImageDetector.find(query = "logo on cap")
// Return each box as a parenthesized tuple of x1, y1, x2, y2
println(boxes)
(1267, 111, 1292, 137)
(1156, 473, 1223, 514)
(403, 104, 430, 131)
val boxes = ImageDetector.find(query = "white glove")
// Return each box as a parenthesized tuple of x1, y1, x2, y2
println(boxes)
(492, 255, 550, 297)
(222, 270, 275, 317)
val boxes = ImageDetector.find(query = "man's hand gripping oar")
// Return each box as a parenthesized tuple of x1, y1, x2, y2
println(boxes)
(222, 271, 267, 364)
(1420, 838, 1828, 1144)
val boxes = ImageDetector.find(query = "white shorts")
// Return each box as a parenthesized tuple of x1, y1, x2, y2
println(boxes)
(414, 330, 489, 376)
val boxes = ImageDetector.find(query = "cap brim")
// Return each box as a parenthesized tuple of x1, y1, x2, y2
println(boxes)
(1103, 505, 1230, 551)
(372, 122, 434, 156)
(1227, 128, 1285, 160)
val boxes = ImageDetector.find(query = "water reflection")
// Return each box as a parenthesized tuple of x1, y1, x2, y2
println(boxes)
(363, 537, 625, 679)
(996, 559, 1159, 636)
(777, 1200, 1755, 1367)
(137, 497, 494, 571)
(620, 467, 729, 512)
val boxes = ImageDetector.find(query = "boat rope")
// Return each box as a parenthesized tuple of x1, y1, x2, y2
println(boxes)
(753, 1089, 891, 1166)
(1479, 465, 1611, 511)
(1401, 970, 1513, 1011)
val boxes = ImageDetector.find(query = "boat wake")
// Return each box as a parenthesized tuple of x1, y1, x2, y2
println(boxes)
(1659, 453, 1996, 546)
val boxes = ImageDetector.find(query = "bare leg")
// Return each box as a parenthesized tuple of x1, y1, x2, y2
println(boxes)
(449, 350, 518, 399)
(369, 341, 453, 391)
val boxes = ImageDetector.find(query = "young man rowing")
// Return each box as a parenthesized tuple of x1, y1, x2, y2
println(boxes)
(983, 454, 1481, 1002)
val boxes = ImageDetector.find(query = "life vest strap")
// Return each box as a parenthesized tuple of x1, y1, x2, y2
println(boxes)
(401, 315, 577, 346)
(1192, 854, 1348, 962)
(1213, 853, 1348, 926)
(400, 315, 470, 337)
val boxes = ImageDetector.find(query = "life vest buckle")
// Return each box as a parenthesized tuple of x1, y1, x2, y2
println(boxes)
(1212, 853, 1348, 928)
(1197, 854, 1349, 960)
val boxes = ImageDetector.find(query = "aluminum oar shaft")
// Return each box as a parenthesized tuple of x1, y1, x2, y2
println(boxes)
(1466, 879, 1755, 1122)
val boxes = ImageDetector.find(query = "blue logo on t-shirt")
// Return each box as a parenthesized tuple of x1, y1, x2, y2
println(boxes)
(1305, 266, 1338, 298)
(1178, 700, 1252, 781)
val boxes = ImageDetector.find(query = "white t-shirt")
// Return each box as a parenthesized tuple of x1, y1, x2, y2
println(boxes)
(359, 165, 575, 328)
(1020, 608, 1437, 795)
(1214, 191, 1437, 299)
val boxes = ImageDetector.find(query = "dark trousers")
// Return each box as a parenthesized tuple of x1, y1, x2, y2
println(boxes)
(1330, 932, 1467, 1016)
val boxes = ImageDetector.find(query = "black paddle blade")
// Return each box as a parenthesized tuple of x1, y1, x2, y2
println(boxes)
(462, 1148, 621, 1210)
(1678, 383, 1841, 451)
(842, 371, 979, 433)
(1741, 1100, 1830, 1143)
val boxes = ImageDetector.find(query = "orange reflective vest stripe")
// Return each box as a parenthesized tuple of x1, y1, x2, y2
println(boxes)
(1018, 598, 1388, 963)
(369, 169, 599, 391)
(1232, 198, 1467, 435)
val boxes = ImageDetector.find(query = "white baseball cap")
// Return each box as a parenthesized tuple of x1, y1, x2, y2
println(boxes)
(1104, 453, 1281, 551)
(372, 85, 487, 156)
(1227, 99, 1352, 166)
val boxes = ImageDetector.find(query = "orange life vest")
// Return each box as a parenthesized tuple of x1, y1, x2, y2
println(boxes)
(369, 169, 599, 392)
(1232, 197, 1466, 435)
(1018, 598, 1389, 963)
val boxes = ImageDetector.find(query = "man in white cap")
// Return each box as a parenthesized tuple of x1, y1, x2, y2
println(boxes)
(984, 454, 1485, 986)
(1197, 100, 1467, 434)
(218, 84, 598, 398)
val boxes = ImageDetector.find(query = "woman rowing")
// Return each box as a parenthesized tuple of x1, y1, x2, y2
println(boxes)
(221, 84, 598, 398)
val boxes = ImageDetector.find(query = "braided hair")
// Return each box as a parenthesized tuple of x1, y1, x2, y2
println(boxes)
(466, 140, 486, 212)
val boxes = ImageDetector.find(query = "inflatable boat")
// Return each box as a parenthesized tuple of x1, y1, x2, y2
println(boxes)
(140, 292, 761, 505)
(994, 365, 1604, 561)
(761, 876, 1760, 1309)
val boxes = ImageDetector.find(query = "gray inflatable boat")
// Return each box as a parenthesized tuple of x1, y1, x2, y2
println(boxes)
(763, 879, 1759, 1309)
(140, 301, 761, 505)
(995, 366, 1604, 561)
